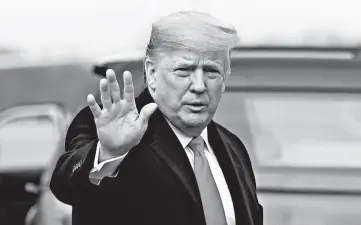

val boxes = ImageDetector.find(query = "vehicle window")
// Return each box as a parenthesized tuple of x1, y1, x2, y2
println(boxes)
(215, 92, 361, 168)
(0, 116, 60, 171)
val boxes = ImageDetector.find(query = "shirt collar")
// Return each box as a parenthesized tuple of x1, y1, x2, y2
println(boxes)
(165, 118, 211, 151)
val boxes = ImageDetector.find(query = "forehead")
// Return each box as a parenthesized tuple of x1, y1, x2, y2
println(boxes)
(160, 49, 228, 66)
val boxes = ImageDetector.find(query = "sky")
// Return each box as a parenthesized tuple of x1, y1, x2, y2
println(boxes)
(0, 0, 361, 59)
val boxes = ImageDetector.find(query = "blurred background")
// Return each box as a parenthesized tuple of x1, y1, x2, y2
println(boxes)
(0, 0, 361, 225)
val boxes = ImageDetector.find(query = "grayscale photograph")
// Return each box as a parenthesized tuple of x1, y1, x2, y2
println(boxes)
(0, 0, 360, 225)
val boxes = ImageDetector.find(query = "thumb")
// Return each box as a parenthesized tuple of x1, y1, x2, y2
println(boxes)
(138, 103, 158, 127)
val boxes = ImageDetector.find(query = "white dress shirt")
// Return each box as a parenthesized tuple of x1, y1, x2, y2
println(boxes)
(89, 122, 236, 225)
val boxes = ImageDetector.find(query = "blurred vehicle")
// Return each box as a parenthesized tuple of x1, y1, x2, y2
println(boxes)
(24, 128, 72, 225)
(92, 46, 361, 225)
(214, 46, 361, 225)
(0, 54, 99, 225)
(0, 104, 69, 225)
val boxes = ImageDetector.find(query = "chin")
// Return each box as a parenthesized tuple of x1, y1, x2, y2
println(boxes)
(180, 113, 211, 127)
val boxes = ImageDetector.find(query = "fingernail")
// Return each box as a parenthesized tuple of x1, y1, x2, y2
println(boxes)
(106, 69, 114, 75)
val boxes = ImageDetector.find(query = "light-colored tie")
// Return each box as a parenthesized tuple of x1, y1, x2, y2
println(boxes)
(188, 136, 227, 225)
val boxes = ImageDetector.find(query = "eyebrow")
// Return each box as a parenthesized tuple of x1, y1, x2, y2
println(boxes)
(174, 62, 197, 68)
(203, 61, 223, 71)
(171, 59, 198, 68)
(171, 58, 224, 71)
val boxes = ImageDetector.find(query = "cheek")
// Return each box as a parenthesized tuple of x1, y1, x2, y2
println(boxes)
(207, 81, 225, 103)
(159, 72, 177, 88)
(156, 73, 189, 104)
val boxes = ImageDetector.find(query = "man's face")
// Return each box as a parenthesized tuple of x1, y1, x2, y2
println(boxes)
(149, 49, 228, 134)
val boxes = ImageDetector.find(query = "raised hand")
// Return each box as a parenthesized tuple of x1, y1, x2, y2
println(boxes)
(87, 69, 157, 161)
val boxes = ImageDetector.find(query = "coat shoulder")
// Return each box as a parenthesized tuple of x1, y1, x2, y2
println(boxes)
(213, 122, 258, 185)
(213, 122, 244, 147)
(65, 105, 97, 149)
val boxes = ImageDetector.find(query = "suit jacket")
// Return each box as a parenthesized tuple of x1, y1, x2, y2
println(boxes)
(50, 89, 263, 225)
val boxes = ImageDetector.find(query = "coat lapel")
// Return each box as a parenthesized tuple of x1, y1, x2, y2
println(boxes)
(148, 111, 202, 205)
(208, 121, 255, 225)
(135, 89, 203, 207)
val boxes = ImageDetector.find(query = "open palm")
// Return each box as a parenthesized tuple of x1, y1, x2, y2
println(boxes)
(87, 69, 157, 160)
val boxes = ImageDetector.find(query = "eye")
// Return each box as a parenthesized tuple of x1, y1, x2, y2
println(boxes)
(204, 67, 222, 79)
(204, 68, 219, 73)
(203, 65, 221, 74)
(174, 67, 192, 77)
(176, 67, 192, 72)
(207, 73, 223, 79)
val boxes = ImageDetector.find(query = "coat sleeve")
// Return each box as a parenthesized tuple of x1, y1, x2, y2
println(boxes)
(50, 106, 102, 206)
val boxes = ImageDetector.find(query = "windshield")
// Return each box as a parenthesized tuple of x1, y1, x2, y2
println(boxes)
(215, 92, 361, 169)
(0, 116, 60, 171)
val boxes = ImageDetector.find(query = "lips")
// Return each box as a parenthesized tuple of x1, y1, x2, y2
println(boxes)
(185, 102, 207, 112)
(187, 101, 207, 106)
(188, 103, 206, 106)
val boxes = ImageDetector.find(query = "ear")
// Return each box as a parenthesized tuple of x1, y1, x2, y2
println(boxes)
(145, 57, 157, 90)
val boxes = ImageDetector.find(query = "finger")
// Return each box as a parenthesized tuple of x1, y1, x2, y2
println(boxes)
(138, 103, 158, 128)
(99, 78, 112, 110)
(123, 71, 135, 103)
(87, 94, 102, 118)
(106, 69, 121, 104)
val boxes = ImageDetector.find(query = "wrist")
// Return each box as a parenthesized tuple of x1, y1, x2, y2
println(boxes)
(99, 143, 128, 162)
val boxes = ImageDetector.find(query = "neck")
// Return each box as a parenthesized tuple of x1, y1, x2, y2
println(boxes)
(178, 125, 206, 137)
(165, 117, 208, 137)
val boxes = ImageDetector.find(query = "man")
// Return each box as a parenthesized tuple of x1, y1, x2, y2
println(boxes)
(50, 11, 263, 225)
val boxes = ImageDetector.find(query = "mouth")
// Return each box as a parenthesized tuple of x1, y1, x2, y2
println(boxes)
(185, 103, 207, 112)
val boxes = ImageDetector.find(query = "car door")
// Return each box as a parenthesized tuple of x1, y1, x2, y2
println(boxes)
(0, 104, 68, 225)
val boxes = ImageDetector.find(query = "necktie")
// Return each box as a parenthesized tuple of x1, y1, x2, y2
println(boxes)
(188, 136, 227, 225)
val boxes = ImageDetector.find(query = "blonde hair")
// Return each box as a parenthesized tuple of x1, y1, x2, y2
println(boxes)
(144, 11, 239, 78)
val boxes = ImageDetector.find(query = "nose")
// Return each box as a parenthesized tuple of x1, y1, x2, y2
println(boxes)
(190, 68, 206, 93)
